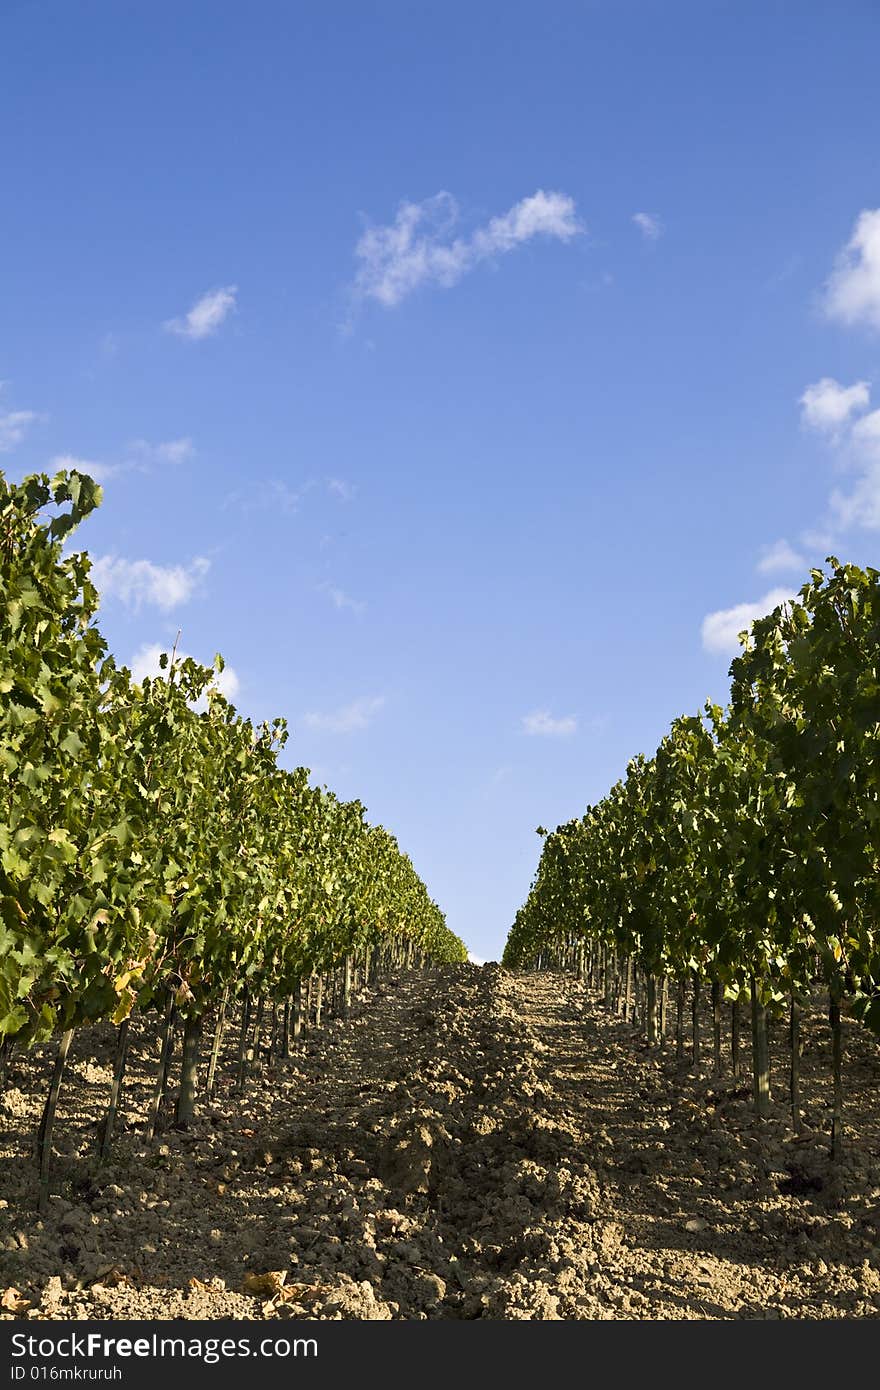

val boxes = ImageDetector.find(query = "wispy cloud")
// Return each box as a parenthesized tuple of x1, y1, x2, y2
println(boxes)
(756, 538, 806, 575)
(830, 407, 880, 529)
(750, 214, 880, 591)
(224, 478, 312, 515)
(353, 189, 581, 309)
(793, 218, 880, 531)
(479, 765, 513, 801)
(765, 254, 803, 290)
(701, 587, 795, 656)
(129, 436, 195, 465)
(799, 526, 836, 551)
(165, 286, 237, 340)
(51, 453, 120, 483)
(800, 377, 870, 433)
(521, 709, 577, 737)
(796, 374, 880, 531)
(327, 477, 356, 502)
(632, 211, 663, 240)
(91, 555, 210, 611)
(302, 695, 385, 734)
(580, 270, 614, 294)
(0, 409, 38, 453)
(823, 208, 880, 331)
(321, 584, 365, 615)
(129, 642, 240, 703)
(47, 438, 194, 485)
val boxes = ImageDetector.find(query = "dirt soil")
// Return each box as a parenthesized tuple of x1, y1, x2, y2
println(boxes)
(2, 964, 880, 1320)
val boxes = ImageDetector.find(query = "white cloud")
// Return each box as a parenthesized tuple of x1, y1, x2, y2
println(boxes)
(799, 526, 836, 551)
(302, 696, 385, 734)
(830, 471, 880, 530)
(800, 377, 870, 432)
(521, 709, 577, 737)
(127, 436, 195, 466)
(155, 437, 194, 465)
(321, 584, 365, 615)
(129, 643, 171, 685)
(829, 408, 880, 529)
(225, 478, 312, 515)
(327, 477, 355, 501)
(471, 190, 581, 254)
(51, 453, 120, 483)
(850, 406, 880, 456)
(0, 409, 38, 453)
(756, 538, 806, 575)
(823, 208, 880, 331)
(165, 286, 237, 340)
(765, 254, 803, 290)
(795, 372, 880, 531)
(91, 554, 210, 611)
(467, 953, 486, 966)
(701, 587, 795, 655)
(129, 642, 240, 702)
(632, 212, 663, 240)
(47, 438, 193, 483)
(354, 188, 581, 308)
(785, 217, 880, 537)
(580, 270, 614, 293)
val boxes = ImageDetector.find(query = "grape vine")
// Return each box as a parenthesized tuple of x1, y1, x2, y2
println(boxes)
(0, 467, 465, 1206)
(504, 559, 880, 1153)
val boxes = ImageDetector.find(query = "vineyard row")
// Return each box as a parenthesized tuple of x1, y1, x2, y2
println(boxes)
(504, 557, 880, 1156)
(0, 467, 465, 1209)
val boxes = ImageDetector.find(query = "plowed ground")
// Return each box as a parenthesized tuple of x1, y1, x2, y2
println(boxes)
(2, 965, 880, 1319)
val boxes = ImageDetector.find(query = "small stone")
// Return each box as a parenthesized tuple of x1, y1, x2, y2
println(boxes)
(59, 1209, 90, 1234)
(684, 1218, 707, 1233)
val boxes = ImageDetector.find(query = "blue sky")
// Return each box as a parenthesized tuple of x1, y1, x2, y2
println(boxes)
(2, 1, 880, 960)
